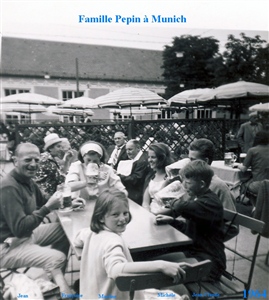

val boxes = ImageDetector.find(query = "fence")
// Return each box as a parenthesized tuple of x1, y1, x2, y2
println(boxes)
(15, 118, 240, 160)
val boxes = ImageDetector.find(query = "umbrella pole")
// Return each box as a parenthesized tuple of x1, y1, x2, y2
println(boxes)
(29, 104, 32, 123)
(130, 104, 132, 118)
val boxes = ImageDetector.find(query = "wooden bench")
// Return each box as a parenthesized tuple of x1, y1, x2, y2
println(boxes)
(185, 209, 265, 300)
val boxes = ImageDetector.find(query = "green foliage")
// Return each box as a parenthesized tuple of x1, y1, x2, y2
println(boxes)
(255, 44, 269, 85)
(162, 33, 268, 99)
(223, 33, 267, 83)
(162, 35, 220, 99)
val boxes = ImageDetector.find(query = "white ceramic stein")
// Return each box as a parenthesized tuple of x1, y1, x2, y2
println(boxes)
(224, 152, 237, 166)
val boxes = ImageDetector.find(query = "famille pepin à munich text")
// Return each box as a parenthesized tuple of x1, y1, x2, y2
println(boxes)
(78, 15, 187, 25)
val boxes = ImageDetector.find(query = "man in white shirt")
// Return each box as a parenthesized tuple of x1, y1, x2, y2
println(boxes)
(107, 132, 128, 170)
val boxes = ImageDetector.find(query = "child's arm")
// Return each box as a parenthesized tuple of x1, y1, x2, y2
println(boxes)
(122, 260, 187, 284)
(171, 197, 222, 223)
(155, 214, 174, 225)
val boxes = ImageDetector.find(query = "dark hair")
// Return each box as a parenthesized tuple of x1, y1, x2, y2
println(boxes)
(189, 138, 214, 165)
(180, 159, 214, 188)
(148, 142, 173, 169)
(90, 188, 132, 233)
(77, 141, 107, 163)
(253, 130, 269, 146)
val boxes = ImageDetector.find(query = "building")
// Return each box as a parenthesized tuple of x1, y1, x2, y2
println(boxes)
(1, 37, 168, 122)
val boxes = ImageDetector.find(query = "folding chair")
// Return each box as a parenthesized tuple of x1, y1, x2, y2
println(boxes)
(251, 179, 269, 266)
(186, 209, 265, 300)
(116, 260, 212, 300)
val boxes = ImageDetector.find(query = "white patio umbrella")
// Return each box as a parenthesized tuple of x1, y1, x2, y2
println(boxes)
(1, 103, 47, 113)
(111, 107, 161, 115)
(95, 87, 167, 108)
(1, 103, 47, 122)
(1, 93, 63, 106)
(249, 102, 269, 112)
(168, 88, 213, 106)
(46, 106, 94, 116)
(58, 96, 99, 109)
(198, 81, 269, 101)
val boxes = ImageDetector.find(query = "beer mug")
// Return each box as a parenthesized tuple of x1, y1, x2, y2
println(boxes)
(85, 163, 100, 198)
(86, 163, 100, 184)
(239, 153, 247, 164)
(57, 183, 72, 211)
(224, 152, 237, 166)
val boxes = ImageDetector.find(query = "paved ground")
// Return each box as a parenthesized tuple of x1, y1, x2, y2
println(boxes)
(227, 202, 269, 297)
(1, 160, 268, 298)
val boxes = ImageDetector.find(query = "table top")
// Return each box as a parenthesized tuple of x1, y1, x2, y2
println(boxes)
(211, 160, 241, 186)
(211, 160, 252, 188)
(57, 198, 192, 260)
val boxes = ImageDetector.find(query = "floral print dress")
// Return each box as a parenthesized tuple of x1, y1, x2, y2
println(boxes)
(35, 152, 65, 201)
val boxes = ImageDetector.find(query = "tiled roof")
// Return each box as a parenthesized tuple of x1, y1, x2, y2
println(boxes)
(1, 37, 164, 83)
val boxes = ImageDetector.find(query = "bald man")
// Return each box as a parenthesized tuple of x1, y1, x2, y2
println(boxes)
(118, 140, 150, 205)
(0, 143, 72, 295)
(107, 131, 128, 170)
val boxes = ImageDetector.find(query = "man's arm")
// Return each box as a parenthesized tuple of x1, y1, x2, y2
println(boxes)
(119, 161, 149, 186)
(1, 186, 50, 238)
(242, 149, 252, 170)
(236, 124, 245, 149)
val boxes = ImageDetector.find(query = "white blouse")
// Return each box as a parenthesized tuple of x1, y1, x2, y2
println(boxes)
(66, 161, 127, 199)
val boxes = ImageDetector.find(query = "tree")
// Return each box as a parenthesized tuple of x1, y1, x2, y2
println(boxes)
(222, 33, 267, 83)
(162, 35, 220, 99)
(255, 44, 269, 85)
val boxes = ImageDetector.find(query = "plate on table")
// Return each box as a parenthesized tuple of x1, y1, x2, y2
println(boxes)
(58, 207, 73, 214)
(72, 197, 86, 211)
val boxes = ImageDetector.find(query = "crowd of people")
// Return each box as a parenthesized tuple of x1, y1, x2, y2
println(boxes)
(1, 122, 268, 299)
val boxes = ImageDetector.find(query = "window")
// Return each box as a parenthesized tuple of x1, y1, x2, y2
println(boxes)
(4, 89, 30, 96)
(62, 90, 84, 101)
(20, 114, 30, 124)
(161, 110, 171, 119)
(5, 114, 19, 123)
(196, 109, 212, 119)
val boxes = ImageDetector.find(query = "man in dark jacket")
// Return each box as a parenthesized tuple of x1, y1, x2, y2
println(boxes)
(117, 139, 150, 205)
(237, 112, 263, 153)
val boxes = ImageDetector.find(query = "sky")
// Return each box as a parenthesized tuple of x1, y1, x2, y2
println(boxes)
(1, 0, 269, 52)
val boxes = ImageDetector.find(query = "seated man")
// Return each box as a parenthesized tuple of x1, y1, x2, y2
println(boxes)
(0, 143, 72, 295)
(107, 131, 128, 170)
(117, 139, 150, 205)
(155, 160, 226, 281)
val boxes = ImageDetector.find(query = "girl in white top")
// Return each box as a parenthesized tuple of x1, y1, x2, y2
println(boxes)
(74, 188, 187, 300)
(142, 143, 174, 212)
(65, 141, 127, 199)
